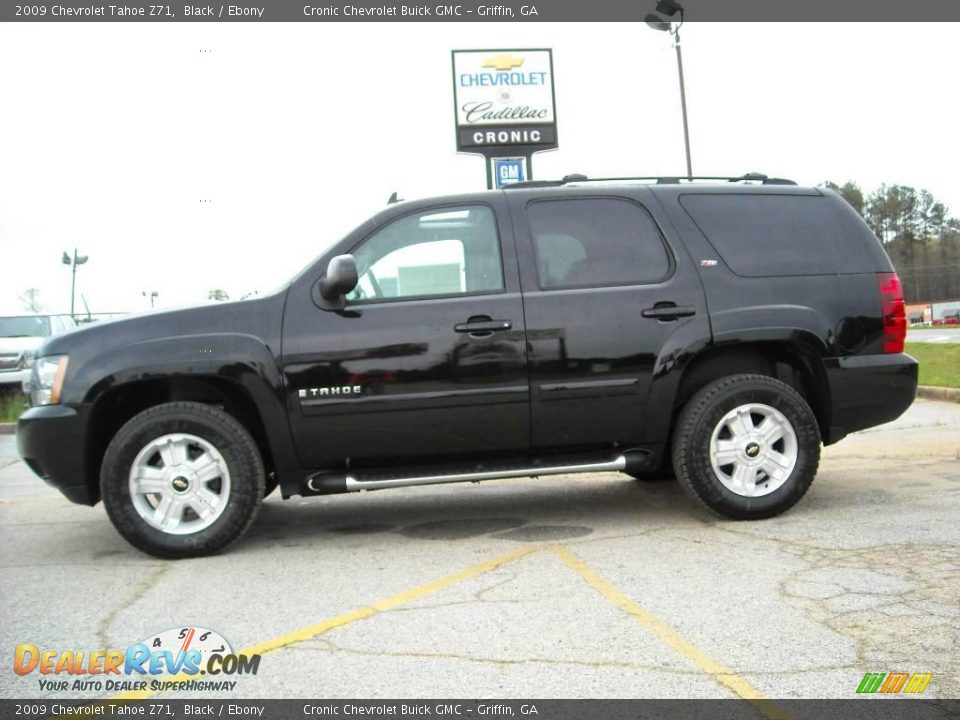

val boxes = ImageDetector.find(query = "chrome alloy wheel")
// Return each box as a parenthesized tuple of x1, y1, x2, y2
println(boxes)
(128, 433, 231, 535)
(708, 403, 798, 498)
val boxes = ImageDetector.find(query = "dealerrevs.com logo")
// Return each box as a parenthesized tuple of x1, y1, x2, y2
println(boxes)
(856, 672, 932, 695)
(14, 626, 260, 693)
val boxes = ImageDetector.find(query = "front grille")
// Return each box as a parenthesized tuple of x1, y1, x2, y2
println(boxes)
(0, 354, 21, 371)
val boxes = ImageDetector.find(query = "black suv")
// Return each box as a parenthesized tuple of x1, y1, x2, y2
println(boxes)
(17, 175, 918, 557)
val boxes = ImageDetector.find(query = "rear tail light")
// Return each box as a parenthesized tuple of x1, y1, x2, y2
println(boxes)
(877, 272, 906, 353)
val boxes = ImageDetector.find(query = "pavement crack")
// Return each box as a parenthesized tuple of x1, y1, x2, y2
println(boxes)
(769, 541, 960, 697)
(473, 572, 521, 603)
(297, 639, 706, 676)
(555, 524, 702, 548)
(386, 572, 533, 611)
(95, 564, 172, 648)
(296, 639, 877, 678)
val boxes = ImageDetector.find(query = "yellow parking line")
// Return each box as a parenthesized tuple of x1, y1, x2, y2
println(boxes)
(102, 541, 790, 714)
(108, 545, 536, 701)
(549, 545, 792, 720)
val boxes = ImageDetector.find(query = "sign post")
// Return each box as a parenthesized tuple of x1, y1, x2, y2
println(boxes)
(452, 48, 558, 188)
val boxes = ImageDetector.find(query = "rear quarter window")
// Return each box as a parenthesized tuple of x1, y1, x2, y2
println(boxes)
(679, 194, 861, 277)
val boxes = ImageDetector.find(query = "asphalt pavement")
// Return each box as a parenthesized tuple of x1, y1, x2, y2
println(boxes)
(1, 400, 958, 702)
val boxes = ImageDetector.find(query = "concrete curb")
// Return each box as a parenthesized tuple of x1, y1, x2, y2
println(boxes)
(0, 423, 14, 435)
(917, 385, 960, 403)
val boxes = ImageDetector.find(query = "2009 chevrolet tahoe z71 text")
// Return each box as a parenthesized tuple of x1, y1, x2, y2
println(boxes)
(17, 175, 918, 557)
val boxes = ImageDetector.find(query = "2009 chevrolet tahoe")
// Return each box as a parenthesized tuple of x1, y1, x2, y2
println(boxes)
(17, 175, 918, 557)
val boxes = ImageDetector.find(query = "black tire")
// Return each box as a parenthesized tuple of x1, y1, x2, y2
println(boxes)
(671, 374, 820, 520)
(627, 463, 676, 482)
(101, 402, 265, 558)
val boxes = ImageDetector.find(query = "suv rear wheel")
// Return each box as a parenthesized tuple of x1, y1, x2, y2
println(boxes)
(672, 374, 820, 519)
(101, 402, 265, 558)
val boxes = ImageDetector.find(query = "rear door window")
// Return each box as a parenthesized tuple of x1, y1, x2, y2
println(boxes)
(526, 198, 672, 289)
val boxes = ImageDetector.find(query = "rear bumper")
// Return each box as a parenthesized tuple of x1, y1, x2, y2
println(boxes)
(824, 353, 918, 444)
(16, 403, 95, 505)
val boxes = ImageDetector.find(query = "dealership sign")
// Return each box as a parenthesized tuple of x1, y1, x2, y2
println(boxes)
(452, 49, 558, 152)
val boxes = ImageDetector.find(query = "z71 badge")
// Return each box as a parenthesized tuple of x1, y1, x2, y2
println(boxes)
(298, 385, 362, 399)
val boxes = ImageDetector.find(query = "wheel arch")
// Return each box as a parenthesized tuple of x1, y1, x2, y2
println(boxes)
(85, 375, 279, 505)
(646, 337, 832, 448)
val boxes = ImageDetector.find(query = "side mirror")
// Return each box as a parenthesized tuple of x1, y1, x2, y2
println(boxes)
(314, 254, 358, 310)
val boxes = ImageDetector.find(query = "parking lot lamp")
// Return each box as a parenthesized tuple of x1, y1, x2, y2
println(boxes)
(62, 249, 89, 320)
(645, 0, 693, 176)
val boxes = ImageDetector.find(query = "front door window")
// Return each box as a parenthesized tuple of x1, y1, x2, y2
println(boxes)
(347, 205, 504, 302)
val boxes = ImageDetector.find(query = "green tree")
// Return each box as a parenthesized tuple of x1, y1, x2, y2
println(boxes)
(824, 180, 960, 303)
(823, 180, 865, 216)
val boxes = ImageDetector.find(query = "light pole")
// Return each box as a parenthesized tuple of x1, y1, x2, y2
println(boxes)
(645, 0, 693, 177)
(142, 290, 159, 309)
(61, 249, 89, 320)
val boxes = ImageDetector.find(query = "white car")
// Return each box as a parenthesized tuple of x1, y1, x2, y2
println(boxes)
(0, 315, 77, 392)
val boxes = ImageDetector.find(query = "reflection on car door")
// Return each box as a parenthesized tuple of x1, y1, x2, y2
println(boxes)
(507, 189, 708, 452)
(282, 199, 530, 469)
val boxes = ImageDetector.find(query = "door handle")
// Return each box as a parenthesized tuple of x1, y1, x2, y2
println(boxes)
(641, 304, 696, 320)
(454, 318, 513, 335)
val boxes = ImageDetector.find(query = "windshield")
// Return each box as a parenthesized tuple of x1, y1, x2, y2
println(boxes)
(0, 316, 53, 338)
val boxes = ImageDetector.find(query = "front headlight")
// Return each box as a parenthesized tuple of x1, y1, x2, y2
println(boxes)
(30, 355, 69, 406)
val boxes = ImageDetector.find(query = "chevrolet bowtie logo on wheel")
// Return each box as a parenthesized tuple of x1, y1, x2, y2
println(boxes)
(482, 54, 525, 71)
(856, 672, 932, 694)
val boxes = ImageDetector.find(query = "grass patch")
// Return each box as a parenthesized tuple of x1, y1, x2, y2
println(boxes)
(0, 391, 29, 423)
(905, 342, 960, 389)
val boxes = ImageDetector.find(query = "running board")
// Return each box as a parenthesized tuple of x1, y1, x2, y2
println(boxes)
(304, 451, 648, 495)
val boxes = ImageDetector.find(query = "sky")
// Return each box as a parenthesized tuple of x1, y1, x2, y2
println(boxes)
(1, 21, 958, 315)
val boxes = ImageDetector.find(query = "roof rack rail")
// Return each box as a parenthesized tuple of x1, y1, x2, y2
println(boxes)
(503, 172, 797, 189)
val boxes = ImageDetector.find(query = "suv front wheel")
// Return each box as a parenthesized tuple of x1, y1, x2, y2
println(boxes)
(672, 374, 820, 519)
(101, 402, 265, 558)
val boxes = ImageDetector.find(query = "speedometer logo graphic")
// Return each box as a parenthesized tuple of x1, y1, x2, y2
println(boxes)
(141, 626, 233, 667)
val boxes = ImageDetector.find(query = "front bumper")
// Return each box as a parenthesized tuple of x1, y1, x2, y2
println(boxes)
(17, 403, 95, 505)
(824, 352, 919, 444)
(0, 368, 30, 391)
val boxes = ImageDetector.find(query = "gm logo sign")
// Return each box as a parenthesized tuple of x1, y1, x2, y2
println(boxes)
(492, 157, 527, 188)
